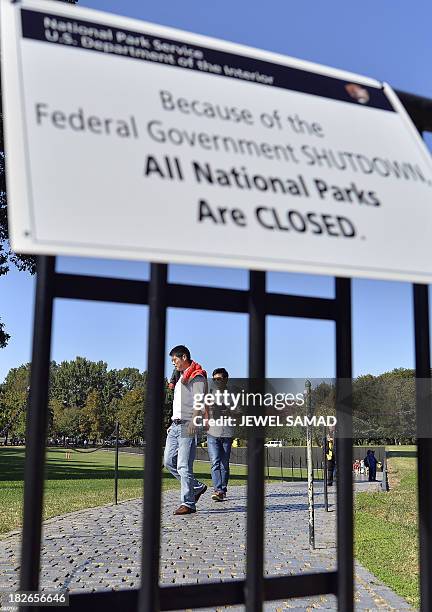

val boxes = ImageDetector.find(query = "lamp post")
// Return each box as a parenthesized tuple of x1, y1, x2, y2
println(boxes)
(305, 379, 315, 550)
(114, 421, 120, 504)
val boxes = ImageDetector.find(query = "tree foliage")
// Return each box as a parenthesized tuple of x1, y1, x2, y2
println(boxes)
(117, 387, 146, 442)
(0, 363, 30, 440)
(0, 357, 152, 442)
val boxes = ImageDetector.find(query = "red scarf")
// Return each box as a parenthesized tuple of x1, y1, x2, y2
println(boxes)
(182, 361, 207, 384)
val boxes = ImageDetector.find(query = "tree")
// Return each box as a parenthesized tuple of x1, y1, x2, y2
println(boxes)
(116, 367, 146, 393)
(0, 363, 30, 441)
(50, 398, 80, 440)
(80, 389, 114, 442)
(50, 357, 109, 408)
(117, 387, 145, 442)
(353, 374, 385, 443)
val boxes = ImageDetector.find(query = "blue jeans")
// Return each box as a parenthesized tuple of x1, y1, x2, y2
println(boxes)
(207, 435, 233, 493)
(163, 423, 205, 509)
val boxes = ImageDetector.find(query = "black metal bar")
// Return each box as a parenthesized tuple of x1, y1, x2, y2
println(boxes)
(55, 272, 336, 320)
(138, 264, 168, 612)
(413, 284, 432, 612)
(63, 571, 338, 611)
(335, 277, 353, 612)
(245, 270, 266, 612)
(55, 273, 149, 305)
(266, 292, 336, 320)
(280, 448, 283, 480)
(168, 283, 248, 313)
(19, 256, 55, 607)
(114, 421, 119, 505)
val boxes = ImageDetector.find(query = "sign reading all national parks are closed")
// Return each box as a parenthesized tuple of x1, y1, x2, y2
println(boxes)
(2, 0, 432, 281)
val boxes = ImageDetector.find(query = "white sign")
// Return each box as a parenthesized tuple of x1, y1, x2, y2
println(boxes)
(2, 0, 432, 282)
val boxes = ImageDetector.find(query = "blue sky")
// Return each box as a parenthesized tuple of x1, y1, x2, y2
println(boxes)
(1, 0, 431, 383)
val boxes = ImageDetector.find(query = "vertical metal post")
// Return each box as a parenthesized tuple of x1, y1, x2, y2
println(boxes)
(266, 447, 270, 480)
(291, 455, 294, 481)
(245, 271, 265, 612)
(114, 421, 119, 505)
(280, 448, 283, 480)
(381, 453, 389, 493)
(305, 380, 315, 550)
(299, 455, 302, 479)
(19, 256, 55, 604)
(413, 284, 432, 612)
(138, 263, 167, 612)
(335, 277, 353, 612)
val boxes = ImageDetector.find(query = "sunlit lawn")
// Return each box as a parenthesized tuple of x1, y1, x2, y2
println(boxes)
(0, 447, 290, 535)
(355, 455, 418, 608)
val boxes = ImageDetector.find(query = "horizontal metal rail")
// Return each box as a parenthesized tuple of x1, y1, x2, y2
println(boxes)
(54, 273, 336, 319)
(50, 572, 337, 611)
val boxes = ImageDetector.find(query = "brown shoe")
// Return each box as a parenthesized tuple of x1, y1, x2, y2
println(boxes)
(195, 484, 207, 503)
(211, 491, 225, 502)
(173, 505, 196, 515)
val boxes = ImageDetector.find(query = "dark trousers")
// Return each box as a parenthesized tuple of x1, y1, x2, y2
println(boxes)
(368, 465, 377, 481)
(207, 435, 233, 493)
(327, 460, 335, 485)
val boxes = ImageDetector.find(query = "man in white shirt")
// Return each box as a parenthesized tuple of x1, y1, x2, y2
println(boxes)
(163, 345, 208, 515)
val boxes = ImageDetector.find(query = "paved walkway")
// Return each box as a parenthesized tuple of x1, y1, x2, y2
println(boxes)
(0, 481, 414, 611)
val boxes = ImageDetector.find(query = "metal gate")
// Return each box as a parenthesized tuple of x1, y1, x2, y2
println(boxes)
(18, 91, 432, 611)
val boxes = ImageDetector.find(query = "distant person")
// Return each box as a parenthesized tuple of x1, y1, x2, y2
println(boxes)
(206, 368, 235, 501)
(326, 436, 336, 486)
(365, 449, 378, 481)
(163, 345, 208, 515)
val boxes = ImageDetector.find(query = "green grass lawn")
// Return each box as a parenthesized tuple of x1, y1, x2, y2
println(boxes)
(0, 447, 293, 536)
(355, 455, 418, 608)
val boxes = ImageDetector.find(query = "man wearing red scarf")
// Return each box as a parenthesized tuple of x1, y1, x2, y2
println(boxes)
(163, 345, 208, 515)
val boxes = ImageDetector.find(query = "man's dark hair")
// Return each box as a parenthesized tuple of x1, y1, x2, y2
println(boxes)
(212, 367, 229, 379)
(169, 345, 191, 360)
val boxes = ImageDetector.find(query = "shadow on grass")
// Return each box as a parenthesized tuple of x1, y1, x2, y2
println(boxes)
(0, 447, 144, 482)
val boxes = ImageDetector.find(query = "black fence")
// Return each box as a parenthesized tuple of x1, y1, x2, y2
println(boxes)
(196, 445, 385, 468)
(17, 89, 432, 612)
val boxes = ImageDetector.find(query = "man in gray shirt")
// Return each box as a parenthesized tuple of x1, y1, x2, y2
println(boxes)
(207, 368, 235, 502)
(163, 345, 208, 515)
